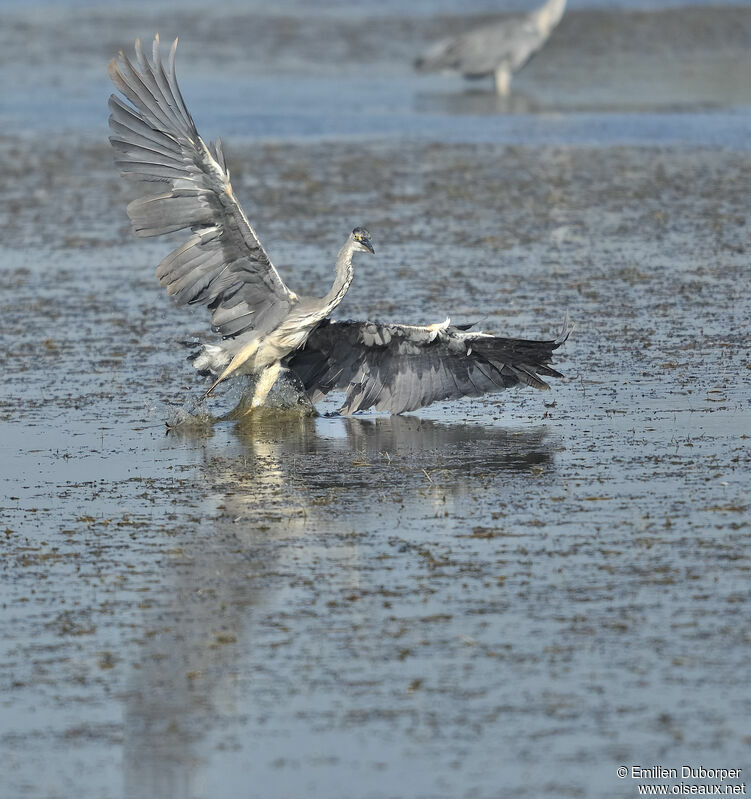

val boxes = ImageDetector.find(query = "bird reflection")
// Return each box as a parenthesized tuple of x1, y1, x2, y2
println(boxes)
(123, 412, 555, 797)
(415, 88, 542, 116)
(343, 415, 551, 472)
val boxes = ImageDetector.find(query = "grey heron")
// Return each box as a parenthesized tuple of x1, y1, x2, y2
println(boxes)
(416, 0, 566, 96)
(109, 36, 570, 415)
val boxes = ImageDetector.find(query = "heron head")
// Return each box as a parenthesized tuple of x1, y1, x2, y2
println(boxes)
(351, 227, 375, 255)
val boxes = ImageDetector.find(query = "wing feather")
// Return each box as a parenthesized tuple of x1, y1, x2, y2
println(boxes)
(108, 35, 296, 338)
(126, 191, 216, 237)
(108, 96, 181, 151)
(165, 37, 196, 128)
(110, 135, 186, 165)
(289, 318, 570, 415)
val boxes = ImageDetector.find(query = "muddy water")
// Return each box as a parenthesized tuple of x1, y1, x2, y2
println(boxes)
(1, 1, 751, 798)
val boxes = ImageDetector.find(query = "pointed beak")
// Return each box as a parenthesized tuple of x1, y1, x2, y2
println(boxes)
(362, 239, 375, 254)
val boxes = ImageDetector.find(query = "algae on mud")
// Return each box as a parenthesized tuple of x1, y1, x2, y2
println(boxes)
(3, 131, 749, 799)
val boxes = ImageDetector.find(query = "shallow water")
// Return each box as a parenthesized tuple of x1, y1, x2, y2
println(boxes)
(1, 1, 751, 798)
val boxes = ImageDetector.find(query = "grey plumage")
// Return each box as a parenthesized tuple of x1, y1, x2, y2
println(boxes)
(416, 0, 567, 95)
(287, 318, 570, 415)
(109, 35, 570, 416)
(109, 36, 295, 342)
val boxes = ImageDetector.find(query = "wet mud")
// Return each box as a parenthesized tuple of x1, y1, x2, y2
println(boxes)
(1, 1, 751, 798)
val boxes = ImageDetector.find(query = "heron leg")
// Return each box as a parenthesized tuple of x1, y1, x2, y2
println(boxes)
(204, 338, 261, 398)
(250, 362, 283, 409)
(493, 66, 511, 96)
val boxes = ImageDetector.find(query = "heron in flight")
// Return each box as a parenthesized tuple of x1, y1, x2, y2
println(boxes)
(416, 0, 566, 96)
(108, 36, 569, 415)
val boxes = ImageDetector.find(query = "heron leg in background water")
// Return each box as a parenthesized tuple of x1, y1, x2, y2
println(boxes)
(494, 66, 511, 96)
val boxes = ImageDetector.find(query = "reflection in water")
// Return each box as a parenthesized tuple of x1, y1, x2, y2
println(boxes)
(123, 413, 555, 798)
(416, 88, 540, 116)
(415, 80, 737, 117)
(343, 415, 552, 473)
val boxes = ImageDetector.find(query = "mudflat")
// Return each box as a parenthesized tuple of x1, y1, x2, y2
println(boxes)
(1, 2, 750, 797)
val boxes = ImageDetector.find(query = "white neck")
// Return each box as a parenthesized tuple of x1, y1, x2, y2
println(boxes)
(323, 238, 356, 312)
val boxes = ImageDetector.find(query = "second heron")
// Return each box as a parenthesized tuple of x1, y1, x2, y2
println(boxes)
(416, 0, 566, 96)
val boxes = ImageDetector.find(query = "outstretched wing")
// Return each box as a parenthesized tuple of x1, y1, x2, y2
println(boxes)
(288, 317, 570, 415)
(108, 35, 296, 338)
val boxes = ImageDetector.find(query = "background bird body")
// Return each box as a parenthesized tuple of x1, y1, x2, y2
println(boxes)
(416, 0, 567, 95)
(109, 36, 568, 415)
(289, 317, 570, 415)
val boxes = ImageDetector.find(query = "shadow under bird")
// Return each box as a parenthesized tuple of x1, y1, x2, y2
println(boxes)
(415, 0, 566, 96)
(108, 35, 570, 415)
